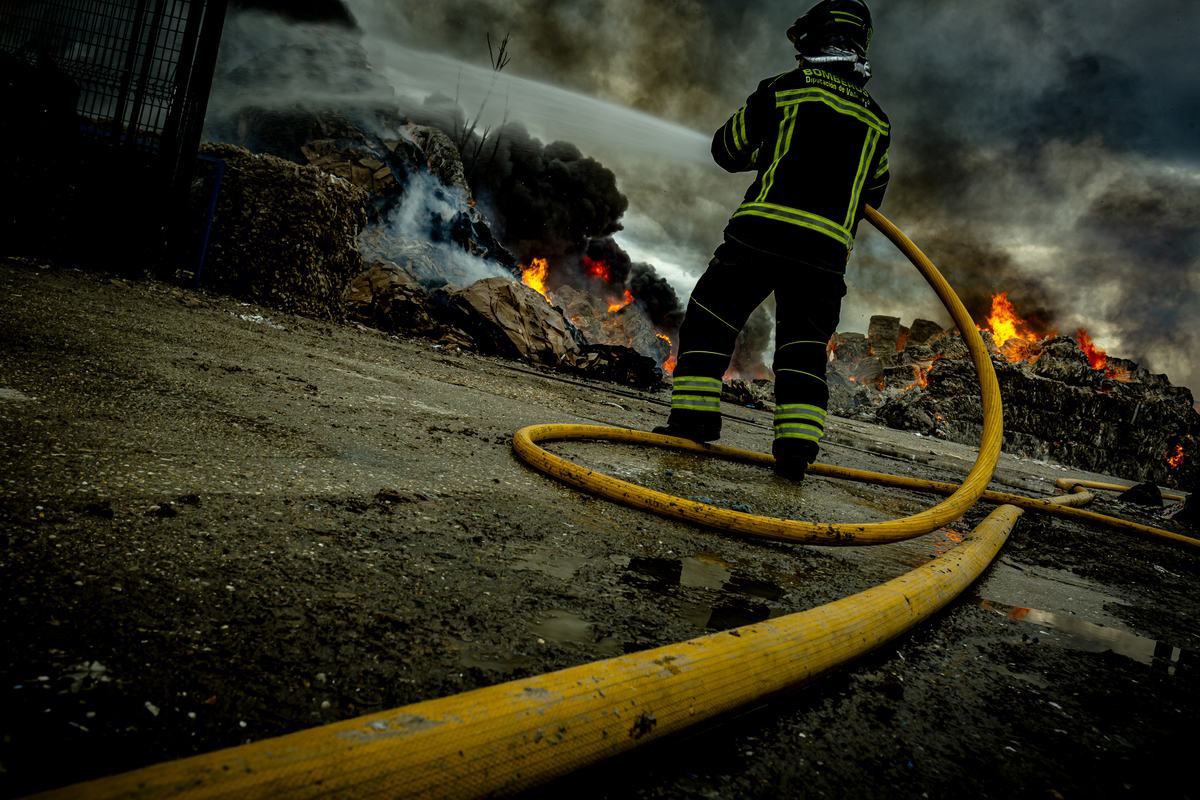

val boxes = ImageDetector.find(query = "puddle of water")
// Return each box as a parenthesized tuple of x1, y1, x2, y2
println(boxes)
(444, 638, 533, 674)
(681, 557, 730, 592)
(621, 556, 796, 632)
(528, 610, 623, 655)
(508, 542, 599, 581)
(972, 596, 1190, 674)
(828, 526, 967, 579)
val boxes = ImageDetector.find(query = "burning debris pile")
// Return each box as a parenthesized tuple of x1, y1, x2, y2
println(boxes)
(329, 130, 668, 388)
(196, 6, 677, 389)
(825, 297, 1198, 489)
(519, 257, 674, 368)
(345, 264, 663, 388)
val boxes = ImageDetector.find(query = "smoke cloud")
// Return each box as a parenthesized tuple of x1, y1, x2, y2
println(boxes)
(384, 167, 516, 286)
(579, 236, 683, 334)
(220, 0, 1200, 395)
(469, 123, 628, 265)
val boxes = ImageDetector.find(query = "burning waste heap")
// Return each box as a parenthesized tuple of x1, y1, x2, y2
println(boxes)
(825, 294, 1198, 490)
(179, 2, 1196, 490)
(192, 3, 682, 390)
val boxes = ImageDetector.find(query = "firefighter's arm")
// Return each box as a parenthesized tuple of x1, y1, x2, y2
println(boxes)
(863, 145, 889, 210)
(711, 103, 758, 172)
(711, 81, 771, 173)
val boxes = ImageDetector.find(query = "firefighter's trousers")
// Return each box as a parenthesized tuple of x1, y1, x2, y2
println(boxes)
(667, 243, 846, 459)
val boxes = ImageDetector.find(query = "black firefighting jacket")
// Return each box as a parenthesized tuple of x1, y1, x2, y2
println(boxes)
(713, 63, 890, 273)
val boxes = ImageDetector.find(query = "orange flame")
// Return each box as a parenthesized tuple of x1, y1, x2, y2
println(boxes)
(1167, 444, 1185, 469)
(1106, 365, 1132, 382)
(1077, 329, 1134, 381)
(583, 256, 612, 283)
(521, 258, 551, 302)
(1076, 329, 1107, 370)
(657, 333, 676, 374)
(980, 292, 1042, 347)
(608, 289, 634, 313)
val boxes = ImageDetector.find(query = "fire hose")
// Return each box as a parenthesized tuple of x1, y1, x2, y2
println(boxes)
(27, 208, 1195, 800)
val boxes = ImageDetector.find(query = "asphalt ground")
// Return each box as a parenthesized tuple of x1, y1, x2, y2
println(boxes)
(2, 257, 1196, 799)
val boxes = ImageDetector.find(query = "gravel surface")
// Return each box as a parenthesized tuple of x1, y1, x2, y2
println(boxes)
(2, 257, 1196, 799)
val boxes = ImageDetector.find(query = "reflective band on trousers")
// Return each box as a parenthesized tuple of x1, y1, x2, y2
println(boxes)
(775, 404, 826, 441)
(672, 397, 721, 412)
(673, 378, 723, 391)
(671, 376, 722, 414)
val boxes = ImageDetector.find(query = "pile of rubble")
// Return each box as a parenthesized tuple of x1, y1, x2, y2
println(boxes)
(824, 315, 1198, 490)
(344, 263, 664, 389)
(192, 142, 368, 320)
(301, 126, 667, 388)
(551, 285, 671, 367)
(192, 115, 664, 387)
(193, 16, 674, 389)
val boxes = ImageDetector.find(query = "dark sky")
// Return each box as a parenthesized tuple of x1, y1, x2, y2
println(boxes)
(337, 0, 1200, 393)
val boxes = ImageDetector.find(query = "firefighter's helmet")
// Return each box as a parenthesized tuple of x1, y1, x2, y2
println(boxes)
(787, 0, 873, 58)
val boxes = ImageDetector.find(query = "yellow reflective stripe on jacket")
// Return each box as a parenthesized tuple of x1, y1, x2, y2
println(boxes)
(721, 105, 753, 165)
(756, 105, 799, 203)
(731, 202, 853, 247)
(844, 129, 881, 230)
(874, 149, 889, 178)
(775, 87, 889, 135)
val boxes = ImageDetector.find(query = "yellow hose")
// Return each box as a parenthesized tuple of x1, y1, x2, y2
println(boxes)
(29, 503, 1025, 800)
(816, 465, 1198, 550)
(514, 423, 973, 545)
(512, 205, 1005, 546)
(26, 207, 1147, 800)
(1055, 477, 1186, 502)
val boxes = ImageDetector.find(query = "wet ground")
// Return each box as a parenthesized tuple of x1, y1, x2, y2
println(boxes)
(1, 257, 1197, 799)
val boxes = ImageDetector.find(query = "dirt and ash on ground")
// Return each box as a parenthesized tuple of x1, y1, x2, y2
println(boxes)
(1, 257, 1197, 799)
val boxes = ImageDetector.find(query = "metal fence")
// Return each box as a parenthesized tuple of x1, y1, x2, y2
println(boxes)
(1, 0, 228, 268)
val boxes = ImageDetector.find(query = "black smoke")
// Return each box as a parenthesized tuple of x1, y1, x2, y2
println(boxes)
(919, 233, 1058, 335)
(473, 123, 628, 266)
(403, 98, 631, 280)
(583, 236, 632, 292)
(629, 262, 684, 332)
(407, 94, 690, 333)
(584, 237, 684, 335)
(1065, 172, 1200, 371)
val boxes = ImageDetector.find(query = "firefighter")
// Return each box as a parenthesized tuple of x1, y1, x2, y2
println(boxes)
(653, 0, 889, 481)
